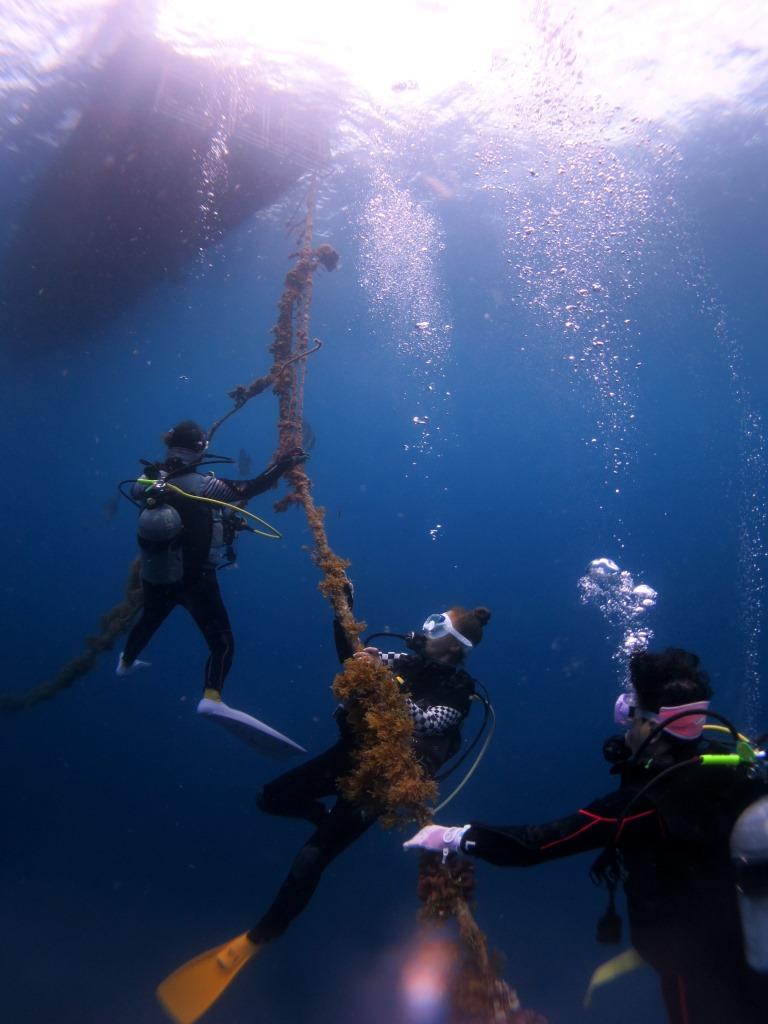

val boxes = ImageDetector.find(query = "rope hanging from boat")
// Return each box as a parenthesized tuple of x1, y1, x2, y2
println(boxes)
(265, 182, 436, 824)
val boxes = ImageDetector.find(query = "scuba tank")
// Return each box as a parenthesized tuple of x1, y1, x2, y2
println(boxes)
(137, 487, 184, 584)
(731, 795, 768, 972)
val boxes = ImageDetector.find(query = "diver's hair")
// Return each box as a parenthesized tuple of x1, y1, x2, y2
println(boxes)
(449, 606, 491, 646)
(163, 420, 207, 451)
(630, 647, 713, 712)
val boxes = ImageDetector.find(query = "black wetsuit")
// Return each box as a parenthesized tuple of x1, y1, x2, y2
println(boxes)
(250, 628, 476, 944)
(123, 459, 286, 693)
(459, 742, 768, 1024)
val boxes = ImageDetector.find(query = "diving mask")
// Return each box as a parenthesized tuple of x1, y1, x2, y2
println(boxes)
(614, 691, 637, 728)
(614, 691, 710, 740)
(656, 701, 710, 740)
(422, 612, 473, 648)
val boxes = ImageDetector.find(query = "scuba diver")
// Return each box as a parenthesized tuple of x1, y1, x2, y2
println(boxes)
(404, 647, 768, 1024)
(156, 601, 493, 1024)
(119, 420, 307, 747)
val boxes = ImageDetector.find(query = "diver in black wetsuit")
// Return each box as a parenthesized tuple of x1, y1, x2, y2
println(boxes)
(153, 602, 493, 1023)
(405, 648, 768, 1024)
(119, 420, 306, 740)
(248, 603, 491, 945)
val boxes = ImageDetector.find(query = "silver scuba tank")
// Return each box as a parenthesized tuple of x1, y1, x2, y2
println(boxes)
(731, 794, 768, 972)
(137, 502, 183, 584)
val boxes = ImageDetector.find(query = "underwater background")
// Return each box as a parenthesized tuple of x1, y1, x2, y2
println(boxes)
(1, 2, 767, 1022)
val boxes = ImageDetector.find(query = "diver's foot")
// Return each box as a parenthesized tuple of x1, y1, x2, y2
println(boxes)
(116, 652, 151, 677)
(197, 697, 307, 759)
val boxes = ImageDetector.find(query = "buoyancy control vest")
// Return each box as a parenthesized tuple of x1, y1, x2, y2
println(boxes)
(137, 469, 234, 583)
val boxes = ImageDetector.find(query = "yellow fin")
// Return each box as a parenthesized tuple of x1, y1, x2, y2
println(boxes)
(583, 948, 645, 1007)
(156, 932, 259, 1024)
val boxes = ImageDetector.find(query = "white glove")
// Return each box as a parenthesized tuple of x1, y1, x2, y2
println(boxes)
(403, 823, 471, 855)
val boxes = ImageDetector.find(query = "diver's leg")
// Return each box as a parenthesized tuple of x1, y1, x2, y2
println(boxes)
(257, 741, 351, 826)
(121, 581, 177, 666)
(659, 958, 768, 1024)
(181, 570, 234, 695)
(186, 572, 305, 754)
(248, 797, 375, 943)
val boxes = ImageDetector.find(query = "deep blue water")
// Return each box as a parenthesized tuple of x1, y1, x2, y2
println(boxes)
(2, 10, 768, 1024)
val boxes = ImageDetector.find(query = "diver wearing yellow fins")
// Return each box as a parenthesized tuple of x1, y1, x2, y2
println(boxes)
(156, 602, 493, 1023)
(119, 420, 307, 754)
(405, 648, 768, 1024)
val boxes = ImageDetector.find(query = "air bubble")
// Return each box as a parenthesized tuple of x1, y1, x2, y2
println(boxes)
(579, 557, 657, 669)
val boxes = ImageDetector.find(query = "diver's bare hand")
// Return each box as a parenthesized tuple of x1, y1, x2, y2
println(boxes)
(353, 647, 380, 661)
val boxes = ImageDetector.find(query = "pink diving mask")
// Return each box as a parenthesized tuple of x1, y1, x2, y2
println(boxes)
(614, 693, 710, 740)
(656, 701, 710, 740)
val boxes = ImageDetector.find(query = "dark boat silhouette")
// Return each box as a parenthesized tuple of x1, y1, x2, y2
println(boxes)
(0, 34, 329, 344)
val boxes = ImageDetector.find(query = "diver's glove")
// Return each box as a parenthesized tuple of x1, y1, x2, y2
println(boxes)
(276, 447, 308, 475)
(116, 652, 151, 677)
(255, 448, 310, 492)
(403, 824, 473, 858)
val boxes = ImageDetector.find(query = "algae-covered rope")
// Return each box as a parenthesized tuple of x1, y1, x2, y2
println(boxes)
(417, 854, 547, 1024)
(0, 559, 144, 714)
(207, 340, 323, 445)
(265, 182, 435, 824)
(207, 181, 331, 448)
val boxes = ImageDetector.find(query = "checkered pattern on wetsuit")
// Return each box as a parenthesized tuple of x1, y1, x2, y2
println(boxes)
(404, 698, 463, 734)
(379, 652, 463, 735)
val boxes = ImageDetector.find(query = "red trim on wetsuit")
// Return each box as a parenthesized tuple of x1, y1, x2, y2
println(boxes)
(676, 973, 690, 1024)
(539, 807, 656, 851)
